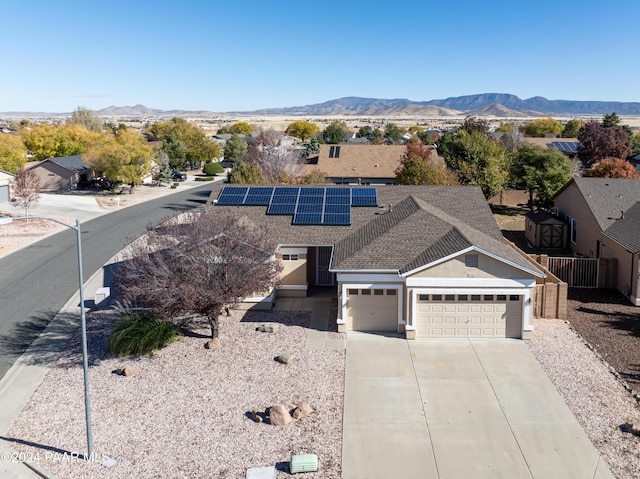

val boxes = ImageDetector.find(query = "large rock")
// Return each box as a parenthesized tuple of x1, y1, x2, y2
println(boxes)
(257, 323, 279, 333)
(292, 402, 314, 420)
(269, 404, 292, 426)
(205, 338, 222, 350)
(275, 353, 294, 365)
(115, 365, 140, 377)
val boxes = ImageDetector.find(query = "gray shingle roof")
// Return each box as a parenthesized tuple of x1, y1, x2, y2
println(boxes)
(570, 177, 640, 253)
(45, 155, 91, 173)
(208, 185, 543, 276)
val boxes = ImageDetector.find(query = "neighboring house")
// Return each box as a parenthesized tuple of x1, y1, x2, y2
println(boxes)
(522, 137, 581, 158)
(0, 169, 15, 204)
(30, 155, 94, 190)
(629, 153, 640, 172)
(302, 144, 410, 185)
(210, 184, 545, 339)
(553, 177, 640, 304)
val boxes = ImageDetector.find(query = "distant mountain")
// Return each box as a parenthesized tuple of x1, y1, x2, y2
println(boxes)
(465, 103, 541, 117)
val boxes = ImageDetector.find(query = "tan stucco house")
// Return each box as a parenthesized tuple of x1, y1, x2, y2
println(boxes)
(30, 155, 94, 190)
(303, 144, 413, 185)
(553, 177, 640, 305)
(209, 184, 545, 339)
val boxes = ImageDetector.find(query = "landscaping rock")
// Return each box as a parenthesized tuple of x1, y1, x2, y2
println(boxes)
(257, 323, 279, 333)
(268, 404, 291, 426)
(276, 353, 294, 365)
(205, 338, 222, 350)
(292, 402, 314, 419)
(122, 366, 141, 377)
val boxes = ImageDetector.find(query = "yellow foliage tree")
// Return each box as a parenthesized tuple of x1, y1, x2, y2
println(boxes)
(0, 133, 27, 173)
(22, 124, 105, 160)
(285, 120, 320, 141)
(523, 118, 563, 137)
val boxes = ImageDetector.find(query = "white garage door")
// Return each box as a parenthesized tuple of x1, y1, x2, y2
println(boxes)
(346, 288, 398, 332)
(416, 294, 522, 338)
(0, 185, 8, 203)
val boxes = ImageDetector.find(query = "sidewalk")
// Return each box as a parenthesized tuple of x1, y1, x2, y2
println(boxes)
(0, 174, 221, 478)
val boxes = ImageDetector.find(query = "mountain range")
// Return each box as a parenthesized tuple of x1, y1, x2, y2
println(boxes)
(4, 93, 640, 118)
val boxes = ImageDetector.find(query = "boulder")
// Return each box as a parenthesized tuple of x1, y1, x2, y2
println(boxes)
(204, 338, 222, 350)
(276, 353, 294, 365)
(292, 402, 314, 419)
(114, 365, 140, 377)
(257, 323, 279, 333)
(269, 404, 291, 426)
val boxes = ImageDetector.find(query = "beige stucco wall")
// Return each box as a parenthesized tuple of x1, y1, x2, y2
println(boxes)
(408, 253, 527, 280)
(599, 236, 638, 298)
(554, 182, 601, 257)
(278, 254, 307, 286)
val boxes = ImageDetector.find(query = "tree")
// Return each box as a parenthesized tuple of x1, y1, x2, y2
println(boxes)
(438, 130, 509, 198)
(22, 124, 104, 161)
(578, 121, 632, 169)
(384, 123, 402, 144)
(510, 144, 574, 207)
(408, 125, 424, 134)
(12, 167, 41, 216)
(416, 130, 435, 145)
(84, 130, 153, 193)
(155, 151, 173, 186)
(395, 142, 458, 186)
(589, 158, 640, 179)
(113, 212, 282, 341)
(223, 134, 248, 163)
(67, 106, 103, 132)
(523, 118, 563, 137)
(203, 162, 224, 176)
(146, 117, 220, 166)
(304, 137, 320, 158)
(395, 156, 428, 185)
(368, 127, 384, 144)
(0, 133, 27, 172)
(461, 116, 489, 136)
(246, 139, 303, 183)
(219, 122, 254, 136)
(356, 126, 371, 138)
(227, 160, 265, 184)
(561, 119, 584, 138)
(322, 121, 348, 144)
(601, 112, 621, 128)
(285, 120, 320, 142)
(302, 168, 328, 184)
(162, 131, 188, 170)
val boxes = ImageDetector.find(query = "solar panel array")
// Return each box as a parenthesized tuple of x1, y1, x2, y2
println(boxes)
(548, 141, 580, 154)
(215, 186, 378, 226)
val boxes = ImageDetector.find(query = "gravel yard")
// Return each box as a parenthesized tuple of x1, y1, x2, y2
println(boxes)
(8, 308, 344, 478)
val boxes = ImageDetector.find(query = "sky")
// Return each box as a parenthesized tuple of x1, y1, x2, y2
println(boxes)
(1, 0, 638, 113)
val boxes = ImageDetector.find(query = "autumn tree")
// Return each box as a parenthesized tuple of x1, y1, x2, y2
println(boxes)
(84, 130, 153, 193)
(589, 158, 640, 179)
(246, 138, 303, 183)
(146, 117, 220, 167)
(561, 119, 584, 138)
(67, 106, 103, 132)
(22, 124, 104, 161)
(395, 142, 458, 186)
(438, 130, 509, 198)
(509, 144, 574, 207)
(0, 133, 27, 172)
(302, 168, 329, 184)
(113, 213, 282, 343)
(408, 125, 424, 134)
(523, 117, 563, 137)
(461, 116, 490, 136)
(285, 120, 320, 141)
(323, 121, 348, 144)
(578, 121, 632, 169)
(217, 121, 254, 136)
(12, 167, 41, 216)
(223, 134, 248, 163)
(227, 160, 265, 184)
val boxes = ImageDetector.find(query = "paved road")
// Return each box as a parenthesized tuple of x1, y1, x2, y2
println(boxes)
(0, 183, 216, 379)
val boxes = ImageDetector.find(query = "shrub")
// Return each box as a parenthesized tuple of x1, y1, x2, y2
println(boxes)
(194, 176, 216, 181)
(109, 310, 181, 357)
(203, 162, 225, 176)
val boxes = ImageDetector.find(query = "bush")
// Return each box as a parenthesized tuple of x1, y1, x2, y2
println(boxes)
(195, 176, 216, 181)
(109, 310, 181, 357)
(203, 162, 225, 176)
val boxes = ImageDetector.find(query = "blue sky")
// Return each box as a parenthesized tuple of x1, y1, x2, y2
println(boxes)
(1, 0, 638, 112)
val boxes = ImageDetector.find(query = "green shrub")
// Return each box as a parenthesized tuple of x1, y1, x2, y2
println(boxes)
(194, 176, 216, 181)
(203, 162, 225, 176)
(109, 311, 181, 357)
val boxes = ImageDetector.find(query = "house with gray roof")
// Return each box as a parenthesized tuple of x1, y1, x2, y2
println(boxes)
(30, 155, 94, 190)
(209, 184, 545, 339)
(553, 177, 640, 304)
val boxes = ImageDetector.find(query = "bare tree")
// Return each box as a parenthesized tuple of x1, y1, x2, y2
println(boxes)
(246, 131, 303, 183)
(12, 167, 41, 217)
(113, 212, 282, 343)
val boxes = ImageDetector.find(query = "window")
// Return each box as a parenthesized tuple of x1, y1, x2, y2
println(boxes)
(361, 289, 371, 295)
(458, 295, 468, 301)
(471, 295, 481, 301)
(419, 294, 429, 301)
(497, 295, 506, 301)
(348, 289, 358, 295)
(374, 289, 384, 296)
(445, 294, 455, 301)
(465, 254, 479, 268)
(571, 218, 577, 244)
(484, 295, 494, 301)
(387, 289, 397, 296)
(509, 295, 520, 301)
(335, 146, 341, 158)
(329, 146, 335, 158)
(281, 254, 298, 261)
(432, 294, 442, 301)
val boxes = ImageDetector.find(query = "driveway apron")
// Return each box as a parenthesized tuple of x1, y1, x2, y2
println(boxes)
(342, 335, 614, 479)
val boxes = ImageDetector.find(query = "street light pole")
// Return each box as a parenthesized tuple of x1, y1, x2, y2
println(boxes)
(1, 215, 93, 457)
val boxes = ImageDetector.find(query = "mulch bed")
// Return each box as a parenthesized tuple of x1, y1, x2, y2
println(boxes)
(566, 288, 640, 392)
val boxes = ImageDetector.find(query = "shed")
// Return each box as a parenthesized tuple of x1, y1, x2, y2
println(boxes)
(525, 209, 566, 248)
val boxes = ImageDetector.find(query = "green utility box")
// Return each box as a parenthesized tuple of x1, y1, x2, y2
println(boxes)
(290, 454, 319, 474)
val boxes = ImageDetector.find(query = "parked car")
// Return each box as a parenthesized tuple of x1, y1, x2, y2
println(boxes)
(171, 171, 187, 182)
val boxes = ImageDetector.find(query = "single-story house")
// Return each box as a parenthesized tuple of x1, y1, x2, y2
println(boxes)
(209, 184, 545, 339)
(524, 209, 566, 248)
(30, 155, 94, 190)
(553, 177, 640, 304)
(0, 169, 15, 204)
(522, 137, 581, 158)
(302, 144, 411, 185)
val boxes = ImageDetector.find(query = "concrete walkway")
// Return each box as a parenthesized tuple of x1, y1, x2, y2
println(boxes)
(342, 335, 614, 479)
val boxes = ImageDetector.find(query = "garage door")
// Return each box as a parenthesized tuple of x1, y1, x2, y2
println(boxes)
(416, 294, 522, 338)
(0, 185, 8, 203)
(346, 288, 398, 332)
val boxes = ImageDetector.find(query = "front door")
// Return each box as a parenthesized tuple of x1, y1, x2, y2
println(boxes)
(316, 246, 334, 286)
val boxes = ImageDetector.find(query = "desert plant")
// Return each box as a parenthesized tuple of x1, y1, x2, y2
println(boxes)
(203, 162, 224, 176)
(109, 310, 181, 357)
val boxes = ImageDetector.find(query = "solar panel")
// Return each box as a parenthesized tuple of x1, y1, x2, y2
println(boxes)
(324, 203, 350, 214)
(296, 203, 323, 214)
(299, 187, 326, 197)
(351, 187, 378, 207)
(326, 188, 350, 196)
(293, 213, 323, 225)
(244, 187, 274, 205)
(267, 203, 297, 215)
(216, 186, 248, 205)
(323, 212, 351, 225)
(549, 141, 579, 154)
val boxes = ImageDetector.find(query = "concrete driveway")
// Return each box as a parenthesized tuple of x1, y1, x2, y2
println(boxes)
(342, 335, 614, 479)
